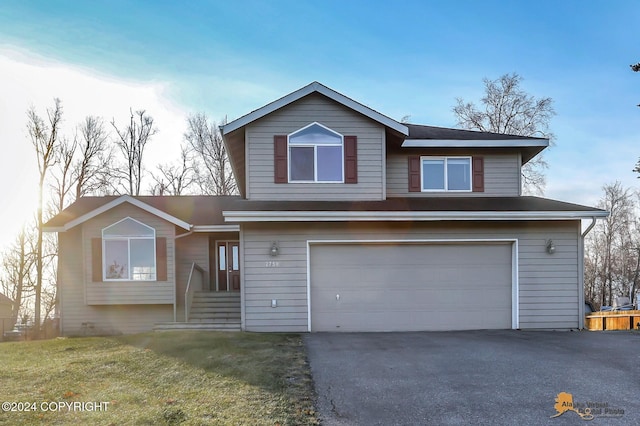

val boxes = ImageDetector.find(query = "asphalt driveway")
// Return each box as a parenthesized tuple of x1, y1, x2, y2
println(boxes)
(305, 331, 640, 425)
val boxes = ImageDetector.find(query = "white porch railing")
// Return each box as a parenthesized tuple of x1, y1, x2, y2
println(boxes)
(184, 262, 205, 322)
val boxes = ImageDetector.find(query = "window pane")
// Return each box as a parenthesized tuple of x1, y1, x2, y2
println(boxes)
(290, 123, 342, 145)
(104, 218, 154, 237)
(317, 146, 343, 181)
(130, 239, 156, 280)
(447, 158, 471, 190)
(290, 146, 314, 181)
(422, 160, 445, 190)
(232, 245, 239, 271)
(219, 246, 226, 271)
(104, 240, 129, 279)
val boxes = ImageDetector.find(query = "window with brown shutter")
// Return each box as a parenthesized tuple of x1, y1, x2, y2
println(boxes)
(92, 238, 102, 282)
(156, 237, 167, 281)
(472, 156, 484, 192)
(408, 156, 421, 192)
(344, 136, 357, 184)
(274, 135, 288, 183)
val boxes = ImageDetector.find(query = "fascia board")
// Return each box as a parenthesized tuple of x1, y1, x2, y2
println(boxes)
(223, 210, 609, 222)
(192, 225, 240, 232)
(58, 195, 191, 232)
(401, 139, 549, 148)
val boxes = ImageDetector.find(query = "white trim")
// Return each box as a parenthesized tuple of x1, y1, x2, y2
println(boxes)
(401, 139, 549, 148)
(192, 225, 240, 232)
(103, 216, 155, 237)
(420, 156, 472, 192)
(512, 240, 519, 329)
(239, 227, 246, 331)
(223, 210, 610, 222)
(222, 81, 408, 136)
(305, 238, 519, 332)
(47, 195, 191, 232)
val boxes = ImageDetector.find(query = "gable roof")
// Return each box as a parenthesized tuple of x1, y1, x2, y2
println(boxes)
(221, 81, 409, 136)
(43, 195, 242, 232)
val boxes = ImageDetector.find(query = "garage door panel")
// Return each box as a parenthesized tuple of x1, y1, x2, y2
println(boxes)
(310, 243, 512, 332)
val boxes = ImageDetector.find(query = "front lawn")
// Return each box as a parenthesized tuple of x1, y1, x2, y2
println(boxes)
(0, 331, 318, 425)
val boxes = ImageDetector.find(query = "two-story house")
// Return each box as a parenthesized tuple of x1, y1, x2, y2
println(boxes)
(44, 82, 607, 335)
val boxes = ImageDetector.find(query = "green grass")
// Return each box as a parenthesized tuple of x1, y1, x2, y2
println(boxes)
(0, 331, 318, 425)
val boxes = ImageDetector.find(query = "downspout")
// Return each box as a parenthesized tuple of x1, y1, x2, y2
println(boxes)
(581, 217, 597, 238)
(578, 217, 598, 329)
(173, 228, 194, 322)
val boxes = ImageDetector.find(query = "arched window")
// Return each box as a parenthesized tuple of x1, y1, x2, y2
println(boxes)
(288, 122, 344, 182)
(102, 217, 156, 281)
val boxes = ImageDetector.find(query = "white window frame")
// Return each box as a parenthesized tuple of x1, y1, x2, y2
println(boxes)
(421, 156, 472, 192)
(102, 217, 157, 282)
(288, 122, 344, 183)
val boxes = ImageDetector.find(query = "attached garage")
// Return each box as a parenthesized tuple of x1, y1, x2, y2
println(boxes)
(309, 241, 516, 332)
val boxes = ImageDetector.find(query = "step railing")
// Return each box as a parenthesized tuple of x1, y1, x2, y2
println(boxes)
(184, 262, 204, 322)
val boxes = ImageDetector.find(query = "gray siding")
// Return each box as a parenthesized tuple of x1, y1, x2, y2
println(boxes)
(241, 221, 580, 332)
(386, 153, 521, 197)
(246, 93, 385, 201)
(58, 226, 172, 335)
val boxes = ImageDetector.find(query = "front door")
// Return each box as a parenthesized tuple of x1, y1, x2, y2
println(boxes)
(216, 241, 240, 292)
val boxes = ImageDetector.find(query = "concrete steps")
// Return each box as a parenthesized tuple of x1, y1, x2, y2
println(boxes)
(154, 291, 242, 331)
(154, 322, 240, 331)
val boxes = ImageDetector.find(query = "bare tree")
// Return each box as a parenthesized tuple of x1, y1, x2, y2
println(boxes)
(50, 137, 77, 213)
(584, 182, 637, 308)
(0, 224, 36, 330)
(452, 73, 555, 195)
(111, 109, 157, 195)
(150, 144, 196, 195)
(185, 113, 237, 195)
(75, 116, 113, 198)
(28, 98, 62, 334)
(632, 63, 640, 173)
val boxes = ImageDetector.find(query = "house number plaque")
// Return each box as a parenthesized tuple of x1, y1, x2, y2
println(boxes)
(265, 261, 280, 267)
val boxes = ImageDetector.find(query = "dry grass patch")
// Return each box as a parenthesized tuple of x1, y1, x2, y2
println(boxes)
(0, 331, 318, 425)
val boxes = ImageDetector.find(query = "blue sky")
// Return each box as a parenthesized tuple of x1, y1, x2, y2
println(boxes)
(0, 0, 638, 247)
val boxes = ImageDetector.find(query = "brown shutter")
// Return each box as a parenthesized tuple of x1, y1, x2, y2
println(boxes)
(472, 156, 484, 192)
(344, 136, 358, 184)
(274, 135, 288, 183)
(156, 237, 167, 281)
(91, 238, 102, 282)
(408, 156, 421, 192)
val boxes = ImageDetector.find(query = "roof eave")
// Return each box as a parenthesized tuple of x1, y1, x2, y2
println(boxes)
(223, 210, 609, 222)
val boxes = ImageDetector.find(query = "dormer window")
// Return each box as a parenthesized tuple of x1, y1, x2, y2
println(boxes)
(102, 217, 156, 281)
(288, 123, 344, 183)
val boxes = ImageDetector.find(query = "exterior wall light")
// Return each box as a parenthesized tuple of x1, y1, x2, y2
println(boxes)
(546, 239, 556, 255)
(270, 241, 279, 257)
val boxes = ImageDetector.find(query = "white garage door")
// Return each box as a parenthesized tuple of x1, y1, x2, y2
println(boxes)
(310, 243, 513, 332)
